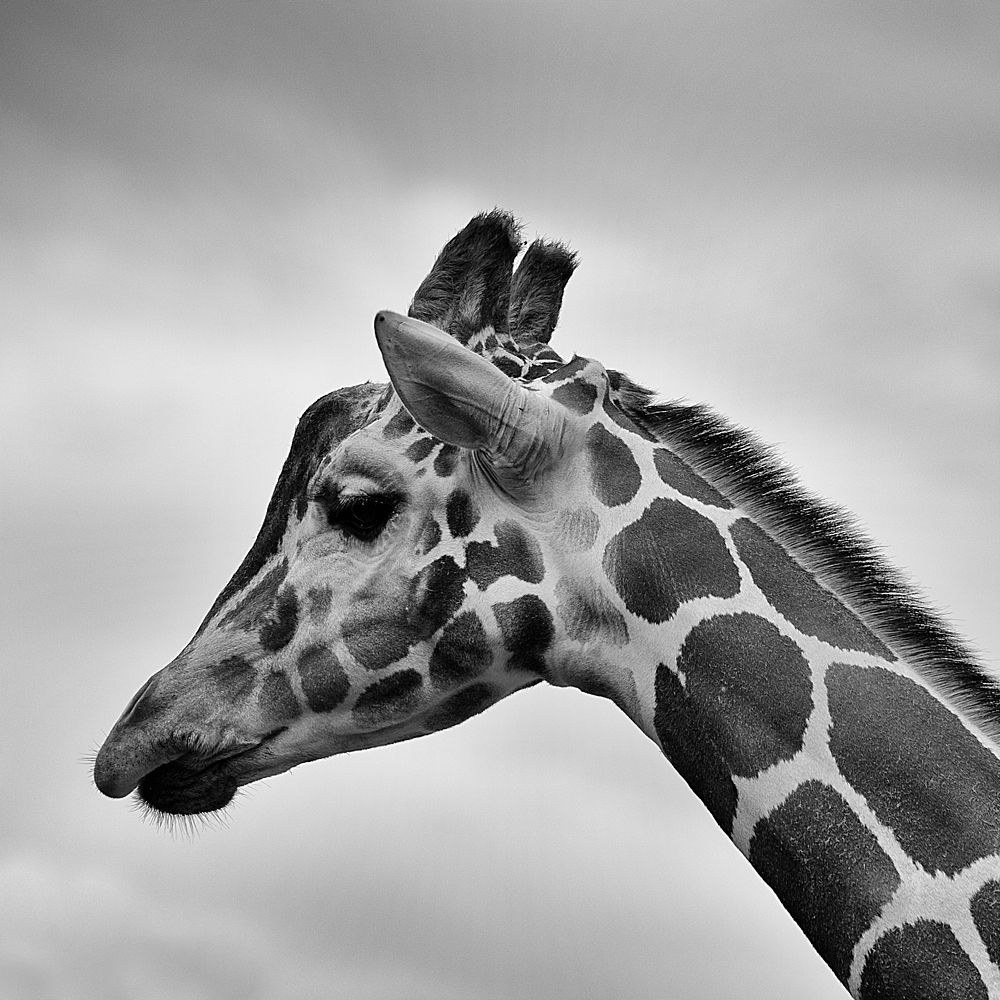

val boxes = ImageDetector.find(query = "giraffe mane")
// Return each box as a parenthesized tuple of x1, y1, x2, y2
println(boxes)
(611, 374, 1000, 745)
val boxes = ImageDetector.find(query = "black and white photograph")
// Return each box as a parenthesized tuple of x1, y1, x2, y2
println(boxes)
(3, 3, 999, 998)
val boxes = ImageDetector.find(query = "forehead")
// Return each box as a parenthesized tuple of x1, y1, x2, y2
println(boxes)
(322, 394, 465, 496)
(199, 381, 388, 627)
(280, 381, 392, 498)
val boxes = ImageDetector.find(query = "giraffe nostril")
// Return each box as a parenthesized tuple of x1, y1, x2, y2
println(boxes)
(119, 674, 157, 720)
(93, 731, 177, 799)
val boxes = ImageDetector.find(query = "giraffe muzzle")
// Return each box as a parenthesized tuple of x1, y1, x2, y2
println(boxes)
(93, 729, 176, 799)
(93, 667, 179, 798)
(94, 653, 293, 812)
(94, 717, 289, 813)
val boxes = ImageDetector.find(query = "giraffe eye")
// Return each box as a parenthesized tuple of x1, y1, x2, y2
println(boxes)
(327, 494, 399, 542)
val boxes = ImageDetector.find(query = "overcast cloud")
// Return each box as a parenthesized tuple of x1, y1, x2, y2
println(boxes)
(2, 3, 997, 998)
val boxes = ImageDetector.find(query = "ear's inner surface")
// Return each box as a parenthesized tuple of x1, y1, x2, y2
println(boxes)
(374, 310, 568, 493)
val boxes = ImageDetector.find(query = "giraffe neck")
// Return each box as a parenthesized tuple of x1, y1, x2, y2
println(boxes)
(548, 435, 1000, 998)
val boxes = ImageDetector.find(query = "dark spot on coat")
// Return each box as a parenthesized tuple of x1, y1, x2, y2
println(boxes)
(383, 406, 415, 439)
(553, 507, 600, 552)
(493, 595, 553, 676)
(217, 559, 289, 631)
(731, 518, 892, 657)
(298, 644, 350, 712)
(971, 880, 1000, 968)
(425, 682, 497, 731)
(413, 555, 468, 635)
(860, 921, 987, 1000)
(827, 662, 1000, 875)
(750, 780, 901, 985)
(654, 664, 738, 834)
(416, 517, 442, 555)
(434, 444, 460, 477)
(603, 499, 740, 623)
(494, 354, 522, 378)
(259, 587, 299, 651)
(654, 448, 732, 508)
(341, 586, 413, 670)
(306, 585, 332, 624)
(555, 577, 628, 646)
(429, 611, 492, 688)
(466, 520, 544, 590)
(524, 362, 559, 380)
(446, 489, 480, 538)
(678, 612, 812, 776)
(405, 436, 436, 463)
(258, 670, 301, 722)
(207, 656, 256, 702)
(542, 356, 589, 383)
(353, 669, 424, 726)
(341, 556, 467, 670)
(551, 378, 598, 415)
(585, 423, 642, 507)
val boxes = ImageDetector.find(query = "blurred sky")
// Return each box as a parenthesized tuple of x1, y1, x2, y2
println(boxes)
(2, 2, 998, 998)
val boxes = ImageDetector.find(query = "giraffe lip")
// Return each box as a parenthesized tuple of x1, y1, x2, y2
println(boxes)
(136, 726, 288, 816)
(205, 727, 286, 767)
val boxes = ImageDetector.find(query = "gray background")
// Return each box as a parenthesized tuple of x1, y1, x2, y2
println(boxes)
(2, 3, 997, 998)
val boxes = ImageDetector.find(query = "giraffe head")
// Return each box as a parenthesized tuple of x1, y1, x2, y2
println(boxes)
(94, 211, 638, 817)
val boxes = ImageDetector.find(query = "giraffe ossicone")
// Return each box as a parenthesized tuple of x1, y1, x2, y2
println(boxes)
(94, 209, 1000, 999)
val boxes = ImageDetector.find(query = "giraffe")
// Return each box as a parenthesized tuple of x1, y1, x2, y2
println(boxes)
(94, 210, 1000, 999)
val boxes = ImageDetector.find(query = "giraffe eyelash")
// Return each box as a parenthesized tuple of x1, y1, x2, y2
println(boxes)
(308, 487, 403, 542)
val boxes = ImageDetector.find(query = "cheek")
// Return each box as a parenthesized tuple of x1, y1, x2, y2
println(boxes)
(341, 594, 413, 670)
(339, 556, 467, 672)
(338, 574, 416, 671)
(296, 644, 351, 713)
(258, 670, 302, 723)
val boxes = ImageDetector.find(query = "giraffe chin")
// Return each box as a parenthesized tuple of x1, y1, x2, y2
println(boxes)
(135, 727, 289, 816)
(137, 759, 239, 816)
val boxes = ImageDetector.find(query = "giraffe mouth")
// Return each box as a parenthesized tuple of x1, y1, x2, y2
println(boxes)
(136, 727, 288, 816)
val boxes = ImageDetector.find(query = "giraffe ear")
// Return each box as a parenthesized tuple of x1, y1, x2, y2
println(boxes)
(374, 310, 563, 480)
